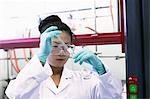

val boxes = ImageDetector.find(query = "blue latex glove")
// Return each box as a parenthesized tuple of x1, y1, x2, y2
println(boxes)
(38, 26, 61, 64)
(73, 48, 106, 75)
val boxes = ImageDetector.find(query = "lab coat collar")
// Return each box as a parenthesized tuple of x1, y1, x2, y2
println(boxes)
(58, 67, 73, 93)
(45, 63, 73, 95)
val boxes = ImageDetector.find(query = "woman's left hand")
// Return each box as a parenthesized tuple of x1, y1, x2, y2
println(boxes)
(73, 48, 106, 75)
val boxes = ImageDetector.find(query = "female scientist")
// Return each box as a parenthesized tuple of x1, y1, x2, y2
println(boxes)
(5, 15, 122, 99)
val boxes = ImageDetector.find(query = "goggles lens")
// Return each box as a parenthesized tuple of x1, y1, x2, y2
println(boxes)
(51, 44, 75, 56)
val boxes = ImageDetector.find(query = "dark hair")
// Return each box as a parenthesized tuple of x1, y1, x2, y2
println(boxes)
(38, 15, 74, 42)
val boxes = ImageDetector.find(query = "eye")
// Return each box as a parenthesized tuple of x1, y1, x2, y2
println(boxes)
(67, 45, 75, 49)
(52, 45, 58, 48)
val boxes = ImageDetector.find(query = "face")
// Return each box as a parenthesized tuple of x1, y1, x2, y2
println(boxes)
(47, 31, 72, 67)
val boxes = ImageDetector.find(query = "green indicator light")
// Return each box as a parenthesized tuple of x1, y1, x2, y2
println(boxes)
(129, 84, 137, 93)
(130, 94, 137, 99)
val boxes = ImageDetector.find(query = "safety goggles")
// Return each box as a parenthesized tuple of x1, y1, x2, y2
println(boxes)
(51, 44, 75, 56)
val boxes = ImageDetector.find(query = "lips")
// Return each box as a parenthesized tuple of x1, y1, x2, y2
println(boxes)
(56, 59, 65, 61)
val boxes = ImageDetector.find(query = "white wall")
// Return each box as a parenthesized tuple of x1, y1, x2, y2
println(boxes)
(0, 50, 8, 80)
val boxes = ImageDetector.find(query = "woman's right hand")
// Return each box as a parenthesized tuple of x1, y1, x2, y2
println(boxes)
(38, 26, 61, 64)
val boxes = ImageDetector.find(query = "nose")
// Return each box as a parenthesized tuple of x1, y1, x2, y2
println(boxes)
(58, 49, 66, 55)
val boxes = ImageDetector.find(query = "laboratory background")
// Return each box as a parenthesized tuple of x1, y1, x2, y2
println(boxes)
(0, 0, 149, 99)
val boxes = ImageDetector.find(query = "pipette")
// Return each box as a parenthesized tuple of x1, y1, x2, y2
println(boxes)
(56, 36, 74, 57)
(57, 36, 68, 51)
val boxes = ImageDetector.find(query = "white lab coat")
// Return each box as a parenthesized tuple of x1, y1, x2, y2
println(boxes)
(5, 55, 122, 99)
